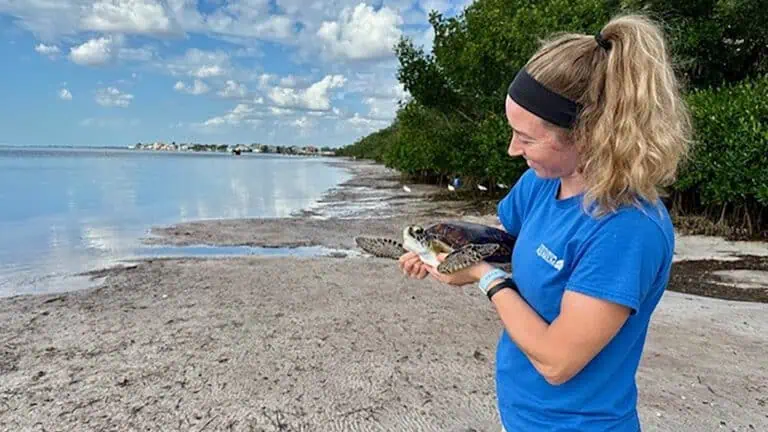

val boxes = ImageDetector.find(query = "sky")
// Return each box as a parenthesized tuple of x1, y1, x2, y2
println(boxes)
(0, 0, 474, 148)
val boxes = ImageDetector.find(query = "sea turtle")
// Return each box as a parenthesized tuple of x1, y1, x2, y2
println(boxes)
(354, 221, 517, 274)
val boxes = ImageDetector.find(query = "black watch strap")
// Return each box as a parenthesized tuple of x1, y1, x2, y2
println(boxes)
(486, 278, 519, 301)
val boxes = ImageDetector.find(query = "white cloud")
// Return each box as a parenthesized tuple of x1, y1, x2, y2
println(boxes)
(218, 80, 248, 98)
(193, 65, 225, 78)
(165, 0, 204, 31)
(269, 107, 294, 116)
(316, 4, 403, 60)
(165, 48, 231, 79)
(67, 35, 155, 66)
(95, 87, 134, 107)
(279, 75, 299, 88)
(174, 79, 210, 95)
(58, 88, 73, 100)
(267, 74, 346, 111)
(293, 116, 312, 129)
(81, 0, 174, 34)
(69, 36, 114, 66)
(346, 112, 391, 131)
(35, 43, 60, 57)
(118, 45, 155, 61)
(0, 0, 84, 40)
(3, 0, 442, 147)
(3, 0, 441, 63)
(196, 103, 256, 129)
(204, 0, 296, 42)
(364, 97, 399, 120)
(345, 74, 410, 121)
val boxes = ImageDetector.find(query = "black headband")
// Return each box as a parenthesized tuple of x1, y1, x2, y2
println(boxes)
(507, 68, 583, 128)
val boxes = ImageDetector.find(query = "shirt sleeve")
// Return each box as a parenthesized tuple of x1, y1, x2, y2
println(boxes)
(497, 168, 536, 236)
(564, 211, 670, 314)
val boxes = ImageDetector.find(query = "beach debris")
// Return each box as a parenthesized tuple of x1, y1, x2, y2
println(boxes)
(477, 184, 488, 191)
(447, 184, 456, 191)
(42, 296, 66, 304)
(472, 349, 487, 361)
(497, 183, 508, 189)
(403, 185, 411, 193)
(354, 221, 517, 274)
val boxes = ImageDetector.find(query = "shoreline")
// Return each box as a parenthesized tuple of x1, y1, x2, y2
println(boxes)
(1, 158, 766, 431)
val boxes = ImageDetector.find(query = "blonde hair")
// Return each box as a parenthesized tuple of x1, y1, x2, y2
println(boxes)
(525, 14, 693, 216)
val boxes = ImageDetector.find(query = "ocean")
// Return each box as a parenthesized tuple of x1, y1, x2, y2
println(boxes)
(0, 147, 352, 297)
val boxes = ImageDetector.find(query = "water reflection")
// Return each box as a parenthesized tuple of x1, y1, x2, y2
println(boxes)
(0, 147, 351, 297)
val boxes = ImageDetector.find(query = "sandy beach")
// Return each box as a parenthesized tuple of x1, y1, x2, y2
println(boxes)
(1, 158, 766, 432)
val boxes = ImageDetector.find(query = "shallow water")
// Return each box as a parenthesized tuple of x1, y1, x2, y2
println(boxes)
(132, 244, 362, 259)
(0, 147, 352, 297)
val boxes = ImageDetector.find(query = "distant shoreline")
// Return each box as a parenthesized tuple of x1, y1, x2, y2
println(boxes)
(0, 144, 339, 155)
(0, 144, 339, 158)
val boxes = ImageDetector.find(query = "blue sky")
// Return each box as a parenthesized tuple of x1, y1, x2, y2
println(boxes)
(0, 0, 473, 148)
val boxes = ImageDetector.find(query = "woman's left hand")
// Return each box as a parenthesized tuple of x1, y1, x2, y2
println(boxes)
(426, 253, 496, 287)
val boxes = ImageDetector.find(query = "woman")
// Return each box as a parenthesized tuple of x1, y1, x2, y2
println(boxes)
(398, 14, 692, 431)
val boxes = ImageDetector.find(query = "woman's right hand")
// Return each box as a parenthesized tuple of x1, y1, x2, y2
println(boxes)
(398, 251, 429, 279)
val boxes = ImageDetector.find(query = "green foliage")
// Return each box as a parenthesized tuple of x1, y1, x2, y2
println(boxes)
(430, 0, 614, 113)
(382, 102, 456, 177)
(335, 124, 398, 163)
(677, 74, 768, 206)
(620, 0, 768, 88)
(343, 0, 617, 187)
(335, 0, 767, 233)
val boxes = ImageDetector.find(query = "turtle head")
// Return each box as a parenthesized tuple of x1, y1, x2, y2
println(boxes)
(402, 225, 430, 254)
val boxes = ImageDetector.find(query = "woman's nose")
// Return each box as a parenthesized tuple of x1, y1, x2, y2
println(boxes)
(508, 137, 523, 157)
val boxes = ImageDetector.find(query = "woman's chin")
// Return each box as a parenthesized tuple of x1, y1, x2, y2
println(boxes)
(530, 167, 555, 179)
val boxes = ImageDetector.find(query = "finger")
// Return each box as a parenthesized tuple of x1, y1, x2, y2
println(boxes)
(400, 257, 413, 275)
(402, 260, 413, 276)
(427, 264, 443, 275)
(406, 257, 422, 274)
(417, 265, 429, 279)
(397, 261, 407, 273)
(426, 266, 444, 282)
(412, 262, 426, 279)
(404, 257, 420, 276)
(409, 261, 425, 278)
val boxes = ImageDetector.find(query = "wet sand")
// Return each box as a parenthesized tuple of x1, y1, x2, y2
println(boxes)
(1, 158, 766, 432)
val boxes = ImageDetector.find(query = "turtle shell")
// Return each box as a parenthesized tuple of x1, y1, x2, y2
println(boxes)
(424, 221, 517, 264)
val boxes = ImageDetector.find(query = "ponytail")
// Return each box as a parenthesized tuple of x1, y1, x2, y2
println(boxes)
(524, 14, 692, 216)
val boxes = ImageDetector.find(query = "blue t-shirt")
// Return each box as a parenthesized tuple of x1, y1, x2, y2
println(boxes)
(495, 168, 675, 432)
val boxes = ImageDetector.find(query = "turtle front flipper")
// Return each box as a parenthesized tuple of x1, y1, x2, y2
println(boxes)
(355, 236, 407, 259)
(437, 243, 500, 274)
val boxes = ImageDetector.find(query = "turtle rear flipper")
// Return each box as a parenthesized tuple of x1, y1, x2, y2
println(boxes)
(437, 243, 500, 274)
(355, 236, 406, 259)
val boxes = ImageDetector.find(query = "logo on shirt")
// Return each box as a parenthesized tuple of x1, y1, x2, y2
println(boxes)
(536, 243, 564, 271)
